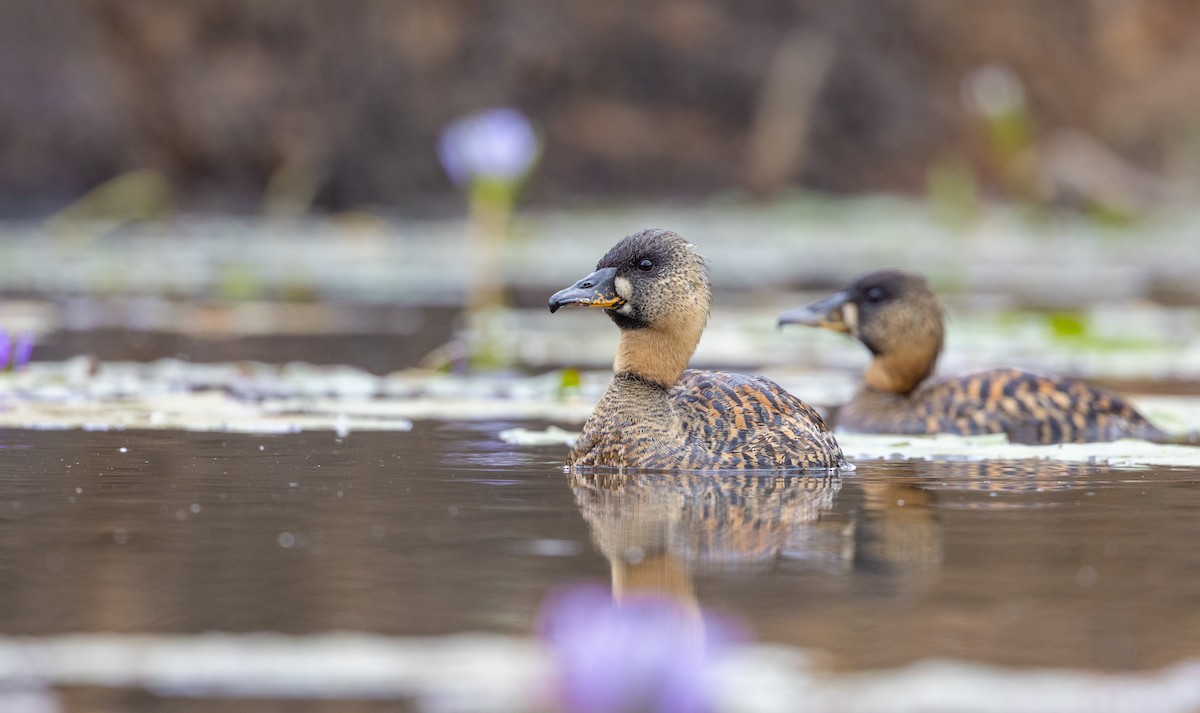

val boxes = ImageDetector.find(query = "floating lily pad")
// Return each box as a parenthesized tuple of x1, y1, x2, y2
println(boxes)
(501, 426, 1200, 467)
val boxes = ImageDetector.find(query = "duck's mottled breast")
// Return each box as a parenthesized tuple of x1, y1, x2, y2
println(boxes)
(840, 367, 1166, 445)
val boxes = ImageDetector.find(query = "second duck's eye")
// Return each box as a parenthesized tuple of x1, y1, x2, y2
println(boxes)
(865, 286, 887, 303)
(637, 258, 654, 272)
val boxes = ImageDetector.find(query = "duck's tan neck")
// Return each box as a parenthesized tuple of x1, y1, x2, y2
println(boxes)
(613, 322, 703, 389)
(864, 340, 941, 395)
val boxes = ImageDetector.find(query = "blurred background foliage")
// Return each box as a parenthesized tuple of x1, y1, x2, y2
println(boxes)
(2, 0, 1199, 217)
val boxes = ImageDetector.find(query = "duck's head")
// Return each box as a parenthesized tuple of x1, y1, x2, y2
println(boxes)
(550, 229, 710, 385)
(549, 229, 710, 332)
(779, 270, 944, 394)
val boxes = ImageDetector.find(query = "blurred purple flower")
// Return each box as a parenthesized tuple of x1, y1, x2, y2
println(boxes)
(13, 333, 33, 369)
(437, 108, 539, 186)
(539, 584, 745, 713)
(0, 331, 33, 371)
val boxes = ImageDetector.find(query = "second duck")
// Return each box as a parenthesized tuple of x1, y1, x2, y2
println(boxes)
(779, 270, 1167, 445)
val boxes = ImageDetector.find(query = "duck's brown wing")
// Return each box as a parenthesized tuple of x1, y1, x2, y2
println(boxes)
(673, 369, 845, 469)
(915, 368, 1166, 444)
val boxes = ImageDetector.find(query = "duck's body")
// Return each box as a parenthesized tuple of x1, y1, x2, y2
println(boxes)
(780, 270, 1167, 445)
(569, 369, 843, 470)
(552, 229, 844, 471)
(839, 367, 1165, 444)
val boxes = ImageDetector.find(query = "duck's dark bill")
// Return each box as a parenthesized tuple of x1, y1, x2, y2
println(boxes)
(778, 291, 850, 332)
(549, 267, 626, 313)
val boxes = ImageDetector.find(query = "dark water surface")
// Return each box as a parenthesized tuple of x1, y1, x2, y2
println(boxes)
(1, 422, 1198, 707)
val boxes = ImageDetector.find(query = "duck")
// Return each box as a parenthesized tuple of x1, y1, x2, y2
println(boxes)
(549, 229, 845, 470)
(778, 269, 1168, 445)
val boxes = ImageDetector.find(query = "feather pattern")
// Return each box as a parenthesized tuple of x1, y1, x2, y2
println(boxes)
(569, 370, 845, 470)
(839, 367, 1167, 445)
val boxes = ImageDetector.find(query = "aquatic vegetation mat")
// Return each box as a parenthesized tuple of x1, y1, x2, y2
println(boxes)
(2, 358, 1198, 466)
(0, 633, 1194, 713)
(0, 358, 588, 433)
(501, 426, 1200, 467)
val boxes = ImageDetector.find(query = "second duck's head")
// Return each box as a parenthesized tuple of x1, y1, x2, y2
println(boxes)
(549, 229, 711, 333)
(779, 270, 945, 392)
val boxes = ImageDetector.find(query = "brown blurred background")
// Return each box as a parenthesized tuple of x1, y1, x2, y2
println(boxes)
(2, 0, 1199, 216)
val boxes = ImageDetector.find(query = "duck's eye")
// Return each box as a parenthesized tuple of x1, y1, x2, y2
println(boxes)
(637, 258, 654, 272)
(865, 286, 887, 303)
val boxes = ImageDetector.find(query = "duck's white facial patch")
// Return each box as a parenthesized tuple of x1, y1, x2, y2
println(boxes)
(615, 276, 633, 300)
(842, 302, 860, 337)
(613, 276, 635, 314)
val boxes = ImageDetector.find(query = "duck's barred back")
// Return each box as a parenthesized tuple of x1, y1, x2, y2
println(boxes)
(568, 370, 845, 471)
(866, 368, 1167, 445)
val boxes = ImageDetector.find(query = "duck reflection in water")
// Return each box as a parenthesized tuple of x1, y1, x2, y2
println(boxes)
(539, 472, 845, 713)
(569, 469, 944, 604)
(540, 470, 945, 709)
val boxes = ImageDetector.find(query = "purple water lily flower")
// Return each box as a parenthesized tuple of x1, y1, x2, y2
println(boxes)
(0, 331, 34, 372)
(13, 333, 33, 369)
(539, 584, 745, 713)
(437, 108, 539, 187)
